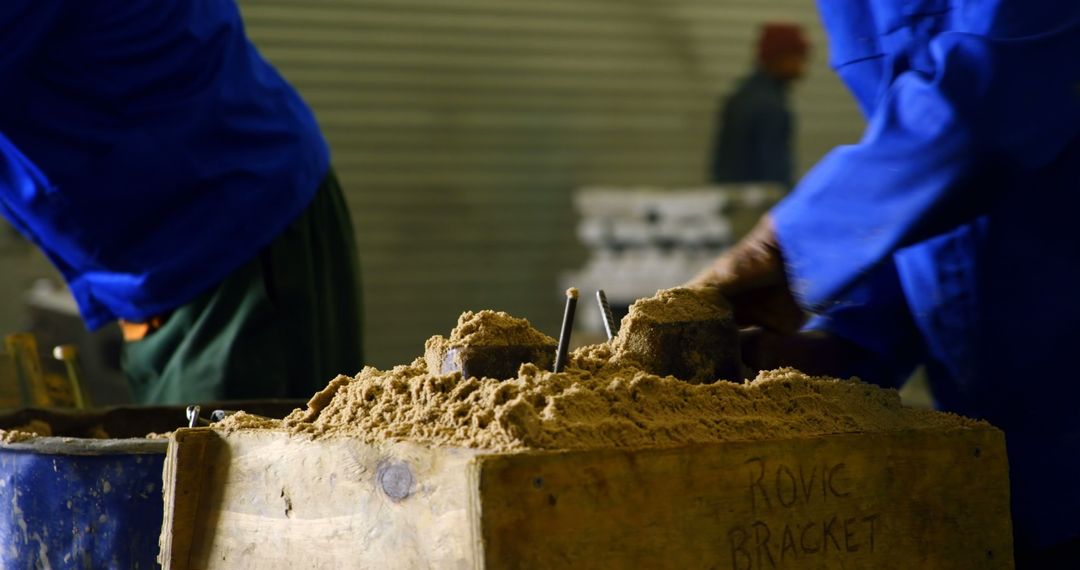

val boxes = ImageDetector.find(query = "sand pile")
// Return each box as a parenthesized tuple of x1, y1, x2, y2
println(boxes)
(0, 420, 53, 444)
(218, 288, 982, 452)
(0, 420, 112, 443)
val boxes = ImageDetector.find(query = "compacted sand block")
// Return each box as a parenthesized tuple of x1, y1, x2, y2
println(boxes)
(159, 289, 1013, 569)
(611, 287, 741, 383)
(425, 310, 558, 381)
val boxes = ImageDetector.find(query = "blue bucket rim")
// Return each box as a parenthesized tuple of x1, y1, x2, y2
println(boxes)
(0, 437, 167, 455)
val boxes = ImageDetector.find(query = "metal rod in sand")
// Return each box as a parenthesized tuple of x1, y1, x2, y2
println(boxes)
(53, 344, 88, 409)
(553, 287, 579, 373)
(595, 289, 617, 341)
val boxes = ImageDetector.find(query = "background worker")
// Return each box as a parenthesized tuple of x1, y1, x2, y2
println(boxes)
(711, 23, 810, 189)
(0, 0, 363, 404)
(689, 1, 1080, 566)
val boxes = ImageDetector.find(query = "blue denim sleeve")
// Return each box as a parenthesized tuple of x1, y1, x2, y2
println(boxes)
(0, 133, 49, 238)
(773, 12, 1080, 310)
(0, 132, 79, 281)
(0, 2, 64, 78)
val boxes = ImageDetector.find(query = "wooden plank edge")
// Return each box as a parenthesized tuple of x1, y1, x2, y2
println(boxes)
(467, 457, 487, 570)
(159, 428, 221, 570)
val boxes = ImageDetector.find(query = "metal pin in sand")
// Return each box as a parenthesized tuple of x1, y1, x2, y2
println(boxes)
(53, 344, 88, 409)
(186, 405, 201, 429)
(596, 289, 617, 341)
(186, 405, 212, 428)
(553, 287, 579, 373)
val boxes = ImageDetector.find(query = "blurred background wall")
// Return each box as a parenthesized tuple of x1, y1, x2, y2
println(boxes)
(0, 0, 865, 371)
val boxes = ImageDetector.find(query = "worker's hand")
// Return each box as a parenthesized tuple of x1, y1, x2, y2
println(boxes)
(740, 328, 874, 379)
(686, 214, 804, 333)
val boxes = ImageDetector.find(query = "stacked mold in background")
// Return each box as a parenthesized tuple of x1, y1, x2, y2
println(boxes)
(562, 184, 785, 340)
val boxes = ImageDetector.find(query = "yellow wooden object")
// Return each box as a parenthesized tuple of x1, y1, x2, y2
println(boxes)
(0, 352, 22, 409)
(161, 426, 1012, 569)
(4, 333, 53, 407)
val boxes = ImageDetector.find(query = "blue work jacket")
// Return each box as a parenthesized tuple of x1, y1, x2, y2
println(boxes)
(0, 1, 328, 329)
(774, 0, 1080, 552)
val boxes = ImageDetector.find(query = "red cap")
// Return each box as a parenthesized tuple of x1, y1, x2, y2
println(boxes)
(757, 23, 809, 63)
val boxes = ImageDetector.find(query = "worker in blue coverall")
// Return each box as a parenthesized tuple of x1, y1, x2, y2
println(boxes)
(689, 1, 1080, 566)
(0, 1, 363, 404)
(711, 23, 810, 188)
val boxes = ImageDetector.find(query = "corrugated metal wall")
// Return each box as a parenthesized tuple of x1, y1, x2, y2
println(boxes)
(237, 0, 865, 368)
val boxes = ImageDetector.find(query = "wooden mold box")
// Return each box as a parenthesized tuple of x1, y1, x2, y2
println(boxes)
(160, 426, 1013, 569)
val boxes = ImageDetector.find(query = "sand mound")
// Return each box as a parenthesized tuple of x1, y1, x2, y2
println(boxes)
(218, 289, 980, 452)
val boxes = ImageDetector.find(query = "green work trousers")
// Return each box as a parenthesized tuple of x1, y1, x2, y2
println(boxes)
(121, 171, 364, 405)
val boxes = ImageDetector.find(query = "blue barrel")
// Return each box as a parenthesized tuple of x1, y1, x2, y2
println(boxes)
(0, 437, 167, 569)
